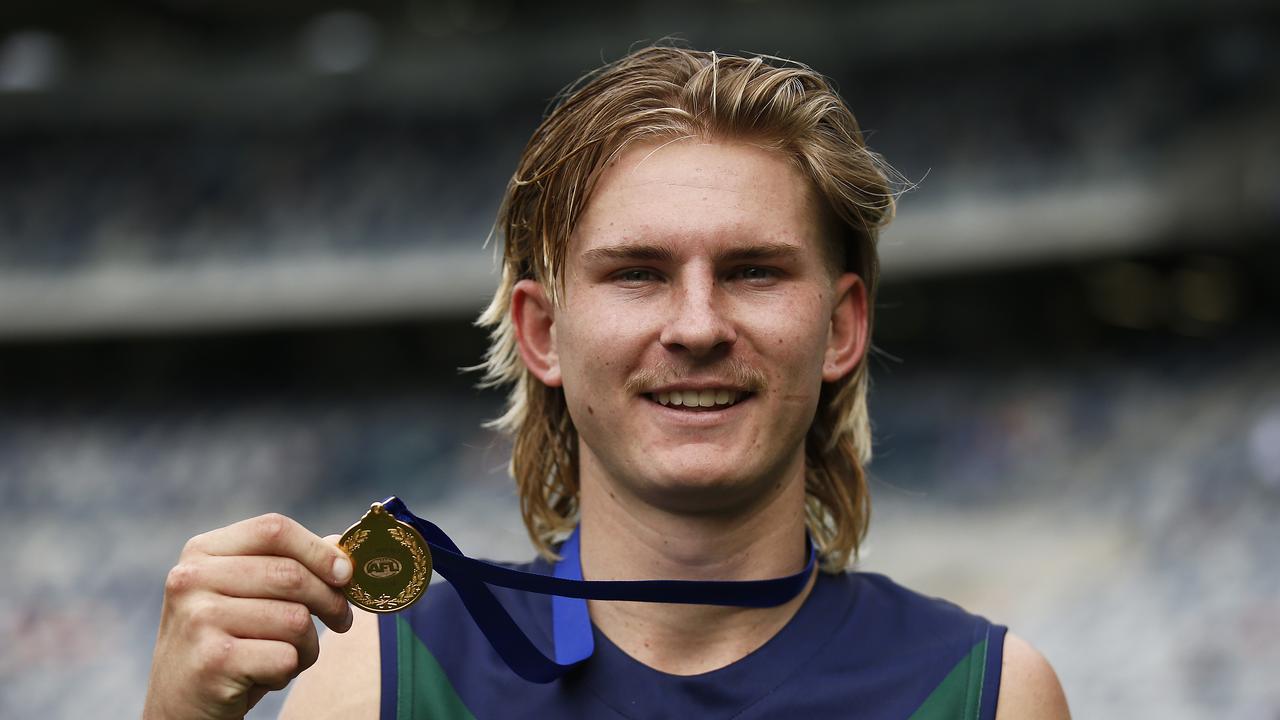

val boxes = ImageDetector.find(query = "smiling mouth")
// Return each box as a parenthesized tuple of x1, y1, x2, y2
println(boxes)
(647, 390, 750, 410)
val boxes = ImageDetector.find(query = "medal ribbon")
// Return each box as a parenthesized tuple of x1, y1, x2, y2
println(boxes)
(378, 496, 815, 683)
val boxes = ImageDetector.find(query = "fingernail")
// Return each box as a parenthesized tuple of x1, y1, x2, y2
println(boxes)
(333, 555, 352, 584)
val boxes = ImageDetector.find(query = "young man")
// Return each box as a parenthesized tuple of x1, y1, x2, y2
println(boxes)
(145, 47, 1070, 719)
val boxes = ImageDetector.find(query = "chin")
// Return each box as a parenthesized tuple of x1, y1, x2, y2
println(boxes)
(630, 463, 777, 516)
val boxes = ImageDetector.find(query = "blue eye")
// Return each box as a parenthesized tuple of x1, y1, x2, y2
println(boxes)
(735, 266, 777, 281)
(617, 269, 657, 283)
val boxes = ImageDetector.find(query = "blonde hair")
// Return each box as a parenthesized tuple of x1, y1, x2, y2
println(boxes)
(477, 45, 896, 571)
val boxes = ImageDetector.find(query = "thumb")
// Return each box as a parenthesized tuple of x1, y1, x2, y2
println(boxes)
(326, 534, 354, 589)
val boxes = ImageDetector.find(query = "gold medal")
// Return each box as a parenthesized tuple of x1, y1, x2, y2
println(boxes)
(339, 502, 432, 613)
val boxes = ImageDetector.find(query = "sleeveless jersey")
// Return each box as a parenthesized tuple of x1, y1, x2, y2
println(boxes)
(377, 559, 1006, 719)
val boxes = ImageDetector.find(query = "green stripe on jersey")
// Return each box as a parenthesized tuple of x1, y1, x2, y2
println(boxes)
(908, 637, 988, 720)
(396, 616, 477, 720)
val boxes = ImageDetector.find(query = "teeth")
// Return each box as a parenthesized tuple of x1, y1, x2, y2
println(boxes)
(651, 389, 746, 408)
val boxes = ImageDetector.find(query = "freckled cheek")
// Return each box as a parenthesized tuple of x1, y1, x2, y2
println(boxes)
(748, 307, 830, 381)
(559, 318, 639, 386)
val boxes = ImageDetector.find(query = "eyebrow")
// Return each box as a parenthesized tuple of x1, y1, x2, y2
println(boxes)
(721, 243, 803, 263)
(580, 243, 676, 265)
(579, 241, 803, 266)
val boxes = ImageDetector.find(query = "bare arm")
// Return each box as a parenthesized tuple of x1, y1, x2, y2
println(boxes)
(994, 632, 1071, 720)
(278, 604, 381, 719)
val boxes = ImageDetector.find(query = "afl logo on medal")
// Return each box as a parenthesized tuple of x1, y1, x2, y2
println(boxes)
(363, 557, 403, 579)
(339, 503, 432, 613)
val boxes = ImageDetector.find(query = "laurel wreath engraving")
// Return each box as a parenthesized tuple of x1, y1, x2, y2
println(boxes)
(341, 529, 370, 554)
(346, 526, 430, 611)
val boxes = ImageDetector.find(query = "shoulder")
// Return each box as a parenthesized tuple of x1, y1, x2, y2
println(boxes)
(848, 574, 1070, 718)
(279, 606, 380, 719)
(845, 571, 993, 632)
(994, 632, 1071, 720)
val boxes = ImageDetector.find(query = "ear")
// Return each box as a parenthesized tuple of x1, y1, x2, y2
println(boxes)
(823, 273, 869, 383)
(512, 279, 563, 387)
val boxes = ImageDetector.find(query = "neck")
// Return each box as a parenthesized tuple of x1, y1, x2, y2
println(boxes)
(576, 452, 815, 676)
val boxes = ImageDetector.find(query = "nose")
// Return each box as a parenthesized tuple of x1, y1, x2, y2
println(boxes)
(658, 273, 736, 359)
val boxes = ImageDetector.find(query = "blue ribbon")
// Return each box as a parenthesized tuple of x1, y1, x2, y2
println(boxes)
(379, 496, 816, 683)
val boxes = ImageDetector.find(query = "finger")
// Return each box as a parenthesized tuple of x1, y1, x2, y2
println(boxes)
(245, 686, 269, 712)
(223, 637, 301, 693)
(215, 597, 322, 672)
(192, 555, 352, 632)
(186, 514, 352, 588)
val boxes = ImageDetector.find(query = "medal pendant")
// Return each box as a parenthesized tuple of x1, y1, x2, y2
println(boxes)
(339, 502, 432, 613)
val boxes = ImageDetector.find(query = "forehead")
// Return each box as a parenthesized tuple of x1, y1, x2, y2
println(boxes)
(569, 139, 825, 261)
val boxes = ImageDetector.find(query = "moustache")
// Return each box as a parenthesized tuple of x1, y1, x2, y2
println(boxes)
(622, 358, 767, 395)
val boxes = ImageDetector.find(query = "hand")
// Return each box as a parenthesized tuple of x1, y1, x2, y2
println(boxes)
(143, 514, 354, 720)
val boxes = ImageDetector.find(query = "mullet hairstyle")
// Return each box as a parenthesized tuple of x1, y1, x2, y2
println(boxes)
(478, 45, 897, 572)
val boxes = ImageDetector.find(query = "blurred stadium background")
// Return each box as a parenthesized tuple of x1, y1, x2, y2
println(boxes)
(2, 1, 1278, 717)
